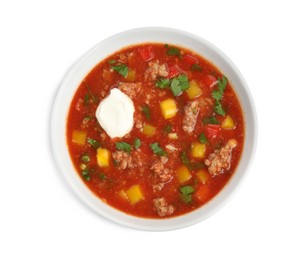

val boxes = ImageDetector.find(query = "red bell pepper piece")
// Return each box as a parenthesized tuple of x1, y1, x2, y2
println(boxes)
(183, 54, 198, 65)
(138, 46, 155, 62)
(204, 124, 220, 139)
(167, 65, 180, 78)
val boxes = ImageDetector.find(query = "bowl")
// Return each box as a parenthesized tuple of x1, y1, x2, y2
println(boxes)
(50, 27, 257, 231)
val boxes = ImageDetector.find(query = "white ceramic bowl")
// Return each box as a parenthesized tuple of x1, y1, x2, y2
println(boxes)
(50, 27, 257, 231)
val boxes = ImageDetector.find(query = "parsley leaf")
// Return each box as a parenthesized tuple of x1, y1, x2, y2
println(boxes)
(81, 153, 90, 163)
(170, 74, 190, 96)
(142, 104, 151, 120)
(111, 65, 128, 77)
(156, 78, 171, 88)
(81, 169, 90, 181)
(180, 151, 205, 170)
(214, 100, 226, 116)
(165, 44, 182, 57)
(116, 142, 132, 153)
(199, 132, 208, 144)
(191, 63, 202, 72)
(87, 138, 100, 149)
(203, 116, 220, 125)
(134, 138, 141, 149)
(180, 185, 195, 204)
(108, 59, 117, 64)
(150, 142, 167, 156)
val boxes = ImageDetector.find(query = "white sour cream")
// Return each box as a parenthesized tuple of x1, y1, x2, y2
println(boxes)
(95, 88, 135, 138)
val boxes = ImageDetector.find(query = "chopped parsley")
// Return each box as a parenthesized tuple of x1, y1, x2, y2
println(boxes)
(191, 63, 202, 72)
(134, 138, 141, 149)
(81, 169, 90, 181)
(180, 185, 195, 204)
(202, 116, 220, 125)
(180, 151, 205, 170)
(170, 74, 190, 96)
(199, 132, 208, 144)
(211, 76, 228, 116)
(156, 78, 171, 88)
(87, 138, 100, 148)
(84, 83, 98, 104)
(108, 59, 117, 64)
(142, 104, 151, 120)
(150, 142, 167, 156)
(111, 64, 128, 77)
(165, 44, 182, 58)
(81, 153, 90, 163)
(116, 142, 132, 153)
(162, 124, 172, 134)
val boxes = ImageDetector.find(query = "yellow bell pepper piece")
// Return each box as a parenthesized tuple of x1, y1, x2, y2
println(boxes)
(196, 169, 210, 184)
(191, 142, 206, 158)
(97, 148, 110, 167)
(142, 123, 156, 136)
(177, 165, 192, 183)
(186, 80, 203, 99)
(72, 130, 87, 145)
(125, 185, 144, 205)
(160, 98, 178, 119)
(221, 115, 235, 130)
(125, 69, 136, 82)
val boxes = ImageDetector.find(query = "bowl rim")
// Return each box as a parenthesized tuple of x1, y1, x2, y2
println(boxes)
(50, 26, 258, 231)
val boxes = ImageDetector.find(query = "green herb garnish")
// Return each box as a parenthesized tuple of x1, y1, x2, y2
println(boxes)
(142, 104, 151, 120)
(108, 59, 117, 64)
(203, 116, 220, 125)
(170, 74, 189, 96)
(116, 142, 132, 153)
(191, 63, 202, 72)
(156, 78, 171, 88)
(150, 142, 167, 156)
(180, 185, 195, 204)
(134, 138, 141, 149)
(165, 44, 182, 58)
(81, 169, 90, 181)
(81, 153, 90, 164)
(85, 83, 98, 104)
(98, 173, 106, 180)
(111, 64, 128, 77)
(211, 76, 228, 116)
(199, 132, 208, 144)
(163, 124, 172, 134)
(214, 100, 226, 116)
(180, 151, 205, 170)
(87, 138, 100, 148)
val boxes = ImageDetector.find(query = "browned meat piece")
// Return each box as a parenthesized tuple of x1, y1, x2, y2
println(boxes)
(205, 139, 237, 176)
(144, 60, 168, 80)
(182, 100, 199, 134)
(118, 82, 142, 99)
(150, 156, 173, 182)
(112, 151, 143, 170)
(153, 197, 175, 217)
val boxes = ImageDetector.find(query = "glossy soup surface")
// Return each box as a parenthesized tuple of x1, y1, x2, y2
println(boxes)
(67, 43, 244, 218)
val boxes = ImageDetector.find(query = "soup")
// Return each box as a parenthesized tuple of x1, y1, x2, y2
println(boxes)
(66, 43, 244, 218)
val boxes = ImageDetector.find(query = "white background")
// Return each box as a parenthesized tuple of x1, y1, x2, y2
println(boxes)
(1, 0, 292, 259)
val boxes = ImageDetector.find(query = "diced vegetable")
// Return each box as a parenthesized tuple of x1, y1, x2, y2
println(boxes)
(72, 130, 87, 145)
(87, 138, 100, 148)
(81, 153, 90, 163)
(125, 185, 144, 205)
(139, 46, 155, 61)
(191, 142, 206, 158)
(168, 65, 180, 78)
(221, 115, 235, 130)
(183, 54, 198, 65)
(177, 165, 192, 183)
(134, 138, 141, 149)
(168, 132, 178, 139)
(125, 69, 136, 82)
(81, 169, 91, 181)
(186, 80, 203, 99)
(80, 163, 87, 170)
(204, 124, 221, 139)
(97, 148, 110, 167)
(142, 123, 156, 136)
(196, 170, 210, 184)
(195, 185, 210, 202)
(160, 98, 178, 119)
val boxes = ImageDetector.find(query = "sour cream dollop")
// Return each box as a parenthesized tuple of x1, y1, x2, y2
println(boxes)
(95, 88, 135, 138)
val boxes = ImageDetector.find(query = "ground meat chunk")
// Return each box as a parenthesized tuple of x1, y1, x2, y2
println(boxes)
(205, 139, 237, 176)
(150, 156, 173, 182)
(153, 197, 175, 217)
(182, 100, 199, 134)
(118, 82, 142, 99)
(145, 60, 168, 80)
(112, 151, 142, 170)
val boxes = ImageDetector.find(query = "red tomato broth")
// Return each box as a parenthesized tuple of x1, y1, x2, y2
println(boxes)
(66, 43, 245, 218)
